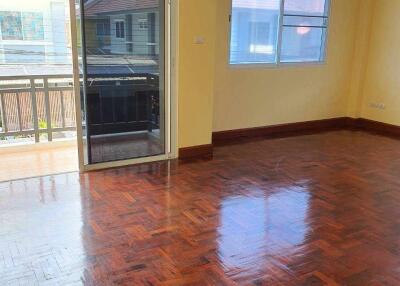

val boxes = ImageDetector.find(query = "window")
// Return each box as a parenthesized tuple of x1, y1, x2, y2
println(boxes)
(96, 22, 110, 36)
(138, 19, 148, 30)
(115, 20, 125, 38)
(0, 12, 23, 40)
(22, 12, 44, 41)
(229, 0, 330, 65)
(0, 11, 44, 41)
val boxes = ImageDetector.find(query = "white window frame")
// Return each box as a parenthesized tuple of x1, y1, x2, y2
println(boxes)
(138, 19, 148, 30)
(228, 0, 331, 68)
(115, 20, 125, 39)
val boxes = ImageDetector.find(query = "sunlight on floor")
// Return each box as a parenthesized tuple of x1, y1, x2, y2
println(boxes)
(0, 141, 78, 182)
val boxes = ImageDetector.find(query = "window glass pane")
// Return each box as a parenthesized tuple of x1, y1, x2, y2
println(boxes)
(280, 26, 326, 62)
(283, 15, 327, 27)
(230, 0, 280, 64)
(281, 0, 329, 63)
(120, 22, 125, 38)
(115, 22, 121, 38)
(22, 12, 44, 41)
(81, 0, 165, 164)
(0, 12, 23, 40)
(284, 0, 329, 16)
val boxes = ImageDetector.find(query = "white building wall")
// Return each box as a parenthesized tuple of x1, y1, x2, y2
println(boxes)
(110, 10, 159, 57)
(131, 12, 150, 55)
(0, 0, 70, 64)
(110, 14, 127, 54)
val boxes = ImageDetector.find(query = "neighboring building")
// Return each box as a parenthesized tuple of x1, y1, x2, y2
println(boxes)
(83, 0, 160, 57)
(0, 0, 71, 64)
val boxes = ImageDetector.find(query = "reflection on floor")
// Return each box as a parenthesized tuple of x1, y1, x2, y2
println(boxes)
(1, 130, 400, 285)
(91, 131, 164, 163)
(0, 141, 78, 182)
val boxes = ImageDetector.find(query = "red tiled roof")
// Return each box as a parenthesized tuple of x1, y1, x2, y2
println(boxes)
(85, 0, 158, 16)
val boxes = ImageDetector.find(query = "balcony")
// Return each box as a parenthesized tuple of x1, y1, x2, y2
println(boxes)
(0, 72, 162, 180)
(0, 74, 76, 145)
(0, 74, 78, 181)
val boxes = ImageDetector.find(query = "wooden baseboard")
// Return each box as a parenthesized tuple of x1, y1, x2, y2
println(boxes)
(352, 118, 400, 137)
(213, 117, 400, 146)
(179, 144, 213, 159)
(213, 117, 350, 144)
(179, 118, 400, 159)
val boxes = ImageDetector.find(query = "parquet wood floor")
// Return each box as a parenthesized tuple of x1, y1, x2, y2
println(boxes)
(1, 130, 400, 285)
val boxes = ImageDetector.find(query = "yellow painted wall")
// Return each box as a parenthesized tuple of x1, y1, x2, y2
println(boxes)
(178, 0, 217, 148)
(357, 0, 400, 125)
(177, 0, 399, 149)
(212, 0, 362, 132)
(346, 0, 375, 118)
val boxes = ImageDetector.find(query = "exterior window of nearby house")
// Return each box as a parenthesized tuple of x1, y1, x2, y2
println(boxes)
(138, 19, 148, 30)
(115, 20, 125, 38)
(0, 11, 23, 40)
(230, 0, 330, 65)
(0, 11, 44, 41)
(22, 12, 44, 40)
(96, 22, 110, 36)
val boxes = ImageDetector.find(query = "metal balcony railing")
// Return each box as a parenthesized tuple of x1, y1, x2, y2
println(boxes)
(0, 75, 76, 143)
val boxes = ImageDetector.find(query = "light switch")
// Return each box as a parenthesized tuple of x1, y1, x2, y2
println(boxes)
(194, 36, 205, 45)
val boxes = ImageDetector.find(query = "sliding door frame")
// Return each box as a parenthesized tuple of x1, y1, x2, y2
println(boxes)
(69, 0, 178, 172)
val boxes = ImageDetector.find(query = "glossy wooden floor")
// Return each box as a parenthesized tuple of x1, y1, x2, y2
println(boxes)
(1, 130, 400, 286)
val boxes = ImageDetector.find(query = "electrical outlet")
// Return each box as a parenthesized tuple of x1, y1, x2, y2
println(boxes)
(369, 102, 386, 110)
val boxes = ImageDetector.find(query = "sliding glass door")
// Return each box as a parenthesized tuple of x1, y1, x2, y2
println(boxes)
(72, 0, 170, 167)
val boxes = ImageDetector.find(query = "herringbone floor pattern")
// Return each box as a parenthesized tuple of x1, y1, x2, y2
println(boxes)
(1, 130, 400, 285)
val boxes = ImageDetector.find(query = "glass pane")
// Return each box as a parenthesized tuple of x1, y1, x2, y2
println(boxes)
(230, 0, 280, 64)
(0, 12, 23, 40)
(80, 0, 165, 164)
(284, 0, 329, 16)
(22, 12, 45, 40)
(280, 26, 326, 63)
(283, 15, 327, 27)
